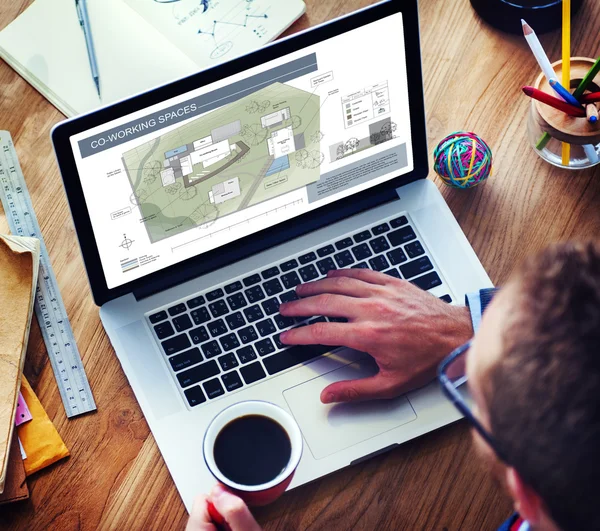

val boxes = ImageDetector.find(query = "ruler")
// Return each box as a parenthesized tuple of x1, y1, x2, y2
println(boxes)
(0, 131, 96, 418)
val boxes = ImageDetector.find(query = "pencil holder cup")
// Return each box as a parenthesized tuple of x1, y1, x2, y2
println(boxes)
(528, 58, 600, 170)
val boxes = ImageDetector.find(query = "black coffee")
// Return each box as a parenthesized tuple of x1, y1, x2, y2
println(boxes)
(213, 414, 291, 486)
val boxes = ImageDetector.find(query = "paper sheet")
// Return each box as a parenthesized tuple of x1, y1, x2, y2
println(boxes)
(15, 393, 32, 427)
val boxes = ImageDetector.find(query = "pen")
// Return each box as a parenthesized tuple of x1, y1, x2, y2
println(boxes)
(75, 0, 101, 98)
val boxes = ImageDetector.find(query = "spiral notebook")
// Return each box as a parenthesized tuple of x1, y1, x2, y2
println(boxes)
(0, 0, 306, 117)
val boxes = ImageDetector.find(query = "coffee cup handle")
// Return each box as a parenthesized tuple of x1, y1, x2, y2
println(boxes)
(207, 501, 233, 531)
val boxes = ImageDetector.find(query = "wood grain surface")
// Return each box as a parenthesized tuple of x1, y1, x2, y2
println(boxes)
(1, 0, 599, 529)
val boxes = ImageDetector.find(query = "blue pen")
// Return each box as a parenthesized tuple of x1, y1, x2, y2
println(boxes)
(75, 0, 101, 98)
(549, 79, 581, 108)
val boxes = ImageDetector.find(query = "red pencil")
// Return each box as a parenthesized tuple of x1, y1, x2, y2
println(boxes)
(522, 86, 586, 117)
(580, 91, 600, 104)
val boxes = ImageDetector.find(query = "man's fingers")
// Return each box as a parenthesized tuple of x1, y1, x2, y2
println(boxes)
(186, 495, 216, 531)
(281, 322, 361, 349)
(327, 268, 392, 285)
(320, 373, 401, 404)
(280, 294, 359, 319)
(295, 276, 384, 299)
(210, 485, 262, 531)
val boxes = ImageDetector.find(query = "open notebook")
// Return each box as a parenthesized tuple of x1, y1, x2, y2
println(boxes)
(0, 0, 305, 117)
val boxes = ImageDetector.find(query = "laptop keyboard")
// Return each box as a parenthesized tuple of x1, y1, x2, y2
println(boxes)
(147, 213, 453, 409)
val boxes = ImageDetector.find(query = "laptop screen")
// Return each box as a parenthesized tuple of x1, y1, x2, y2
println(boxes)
(69, 11, 413, 290)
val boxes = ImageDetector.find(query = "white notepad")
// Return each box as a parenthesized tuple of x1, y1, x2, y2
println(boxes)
(0, 0, 306, 117)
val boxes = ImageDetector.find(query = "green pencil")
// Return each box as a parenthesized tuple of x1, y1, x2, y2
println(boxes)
(573, 57, 600, 100)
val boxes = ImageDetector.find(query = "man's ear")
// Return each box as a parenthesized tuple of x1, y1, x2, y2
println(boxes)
(505, 467, 543, 525)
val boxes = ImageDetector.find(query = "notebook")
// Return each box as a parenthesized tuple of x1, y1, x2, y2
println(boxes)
(0, 0, 306, 117)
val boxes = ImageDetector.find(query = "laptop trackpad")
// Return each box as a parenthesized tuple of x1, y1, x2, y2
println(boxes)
(283, 357, 417, 460)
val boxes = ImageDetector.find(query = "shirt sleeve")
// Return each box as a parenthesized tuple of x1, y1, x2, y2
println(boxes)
(465, 288, 498, 333)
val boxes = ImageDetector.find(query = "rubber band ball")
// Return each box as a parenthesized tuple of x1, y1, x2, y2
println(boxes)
(433, 132, 493, 189)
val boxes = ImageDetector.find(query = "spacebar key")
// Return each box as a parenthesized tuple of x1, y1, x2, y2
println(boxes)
(263, 344, 335, 375)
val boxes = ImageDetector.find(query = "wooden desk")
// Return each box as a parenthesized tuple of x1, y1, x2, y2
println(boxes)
(1, 0, 599, 528)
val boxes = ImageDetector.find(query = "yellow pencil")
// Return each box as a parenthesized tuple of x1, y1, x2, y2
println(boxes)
(562, 0, 571, 166)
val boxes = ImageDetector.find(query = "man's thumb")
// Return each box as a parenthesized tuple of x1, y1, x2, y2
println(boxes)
(320, 374, 395, 404)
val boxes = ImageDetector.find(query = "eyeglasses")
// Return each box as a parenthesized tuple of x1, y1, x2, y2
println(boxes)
(437, 340, 509, 464)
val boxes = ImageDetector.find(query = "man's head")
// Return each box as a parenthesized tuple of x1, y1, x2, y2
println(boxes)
(467, 241, 600, 531)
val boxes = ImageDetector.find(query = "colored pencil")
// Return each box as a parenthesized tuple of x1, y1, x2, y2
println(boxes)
(573, 57, 600, 100)
(561, 0, 571, 165)
(580, 92, 600, 104)
(521, 20, 557, 84)
(583, 144, 599, 164)
(586, 104, 598, 123)
(549, 79, 581, 108)
(522, 87, 586, 116)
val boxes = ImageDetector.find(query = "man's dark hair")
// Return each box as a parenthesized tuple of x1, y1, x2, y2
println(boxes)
(487, 241, 600, 531)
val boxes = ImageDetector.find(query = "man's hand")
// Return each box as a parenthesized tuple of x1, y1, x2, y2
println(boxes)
(186, 485, 262, 531)
(279, 269, 472, 404)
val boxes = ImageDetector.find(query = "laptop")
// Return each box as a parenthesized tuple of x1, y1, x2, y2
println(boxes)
(52, 0, 492, 511)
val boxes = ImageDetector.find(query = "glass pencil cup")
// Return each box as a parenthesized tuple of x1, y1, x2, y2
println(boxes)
(527, 58, 600, 170)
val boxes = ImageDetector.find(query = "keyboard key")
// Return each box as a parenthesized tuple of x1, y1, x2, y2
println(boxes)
(317, 244, 335, 257)
(390, 215, 408, 228)
(334, 250, 355, 268)
(186, 296, 205, 309)
(352, 262, 369, 269)
(351, 243, 373, 261)
(273, 333, 285, 350)
(387, 248, 408, 265)
(203, 378, 225, 399)
(335, 237, 354, 250)
(370, 236, 390, 254)
(238, 325, 258, 344)
(256, 318, 277, 337)
(191, 307, 211, 325)
(405, 240, 425, 259)
(280, 259, 298, 272)
(177, 360, 220, 387)
(274, 313, 295, 330)
(243, 274, 261, 287)
(201, 340, 222, 359)
(173, 314, 193, 333)
(226, 312, 246, 330)
(388, 226, 417, 246)
(244, 305, 264, 322)
(219, 333, 240, 352)
(162, 334, 191, 356)
(245, 285, 266, 303)
(222, 371, 243, 392)
(262, 297, 280, 315)
(255, 338, 276, 357)
(206, 288, 224, 302)
(208, 319, 228, 338)
(440, 294, 453, 303)
(353, 230, 371, 243)
(168, 303, 186, 317)
(149, 310, 168, 324)
(400, 257, 434, 279)
(209, 299, 228, 318)
(299, 264, 319, 282)
(189, 326, 210, 345)
(317, 257, 336, 275)
(372, 222, 390, 235)
(154, 321, 174, 340)
(240, 362, 267, 384)
(384, 268, 402, 279)
(263, 344, 334, 375)
(261, 266, 280, 280)
(218, 353, 239, 371)
(227, 292, 247, 311)
(368, 255, 390, 272)
(263, 279, 283, 297)
(411, 272, 442, 291)
(169, 347, 203, 372)
(224, 281, 243, 294)
(281, 271, 301, 289)
(298, 252, 316, 265)
(184, 386, 206, 407)
(280, 290, 299, 303)
(236, 345, 258, 364)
